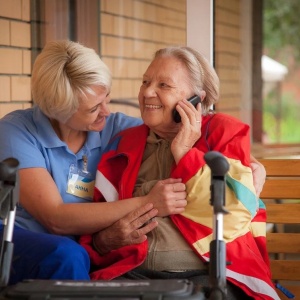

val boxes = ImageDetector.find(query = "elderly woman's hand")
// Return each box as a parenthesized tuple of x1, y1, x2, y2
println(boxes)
(144, 178, 187, 217)
(171, 99, 202, 163)
(92, 203, 158, 255)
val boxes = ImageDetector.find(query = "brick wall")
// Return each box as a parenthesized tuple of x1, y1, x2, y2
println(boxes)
(215, 0, 245, 118)
(214, 0, 242, 120)
(0, 0, 32, 118)
(102, 0, 250, 122)
(0, 0, 251, 124)
(100, 0, 186, 117)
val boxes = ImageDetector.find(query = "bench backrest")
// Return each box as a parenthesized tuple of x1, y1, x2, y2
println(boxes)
(258, 158, 300, 299)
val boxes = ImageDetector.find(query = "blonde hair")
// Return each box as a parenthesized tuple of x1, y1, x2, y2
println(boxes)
(153, 46, 220, 114)
(31, 40, 112, 122)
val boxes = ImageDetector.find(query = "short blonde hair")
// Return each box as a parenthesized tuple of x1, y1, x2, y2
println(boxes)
(31, 40, 112, 122)
(153, 46, 220, 114)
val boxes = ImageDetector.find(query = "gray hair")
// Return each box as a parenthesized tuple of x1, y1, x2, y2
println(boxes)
(153, 46, 220, 114)
(31, 40, 112, 122)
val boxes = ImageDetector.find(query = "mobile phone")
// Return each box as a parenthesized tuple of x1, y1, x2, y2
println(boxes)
(173, 95, 201, 123)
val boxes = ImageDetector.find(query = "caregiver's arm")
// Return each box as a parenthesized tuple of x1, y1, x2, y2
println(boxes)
(249, 154, 266, 196)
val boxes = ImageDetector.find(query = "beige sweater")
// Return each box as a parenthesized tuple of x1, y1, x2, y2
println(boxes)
(133, 131, 206, 272)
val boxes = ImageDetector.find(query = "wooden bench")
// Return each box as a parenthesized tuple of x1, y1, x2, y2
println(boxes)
(258, 159, 300, 299)
(252, 143, 300, 159)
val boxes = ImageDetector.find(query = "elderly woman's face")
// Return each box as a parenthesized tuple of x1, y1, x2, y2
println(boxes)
(138, 56, 192, 135)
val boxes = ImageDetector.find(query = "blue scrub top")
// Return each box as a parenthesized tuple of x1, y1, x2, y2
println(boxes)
(0, 106, 142, 234)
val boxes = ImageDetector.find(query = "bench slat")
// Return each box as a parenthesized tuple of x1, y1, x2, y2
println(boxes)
(260, 180, 300, 199)
(270, 261, 300, 280)
(267, 233, 300, 253)
(259, 159, 300, 176)
(265, 203, 300, 223)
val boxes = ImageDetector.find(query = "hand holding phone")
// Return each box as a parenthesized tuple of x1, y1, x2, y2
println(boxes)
(173, 95, 201, 123)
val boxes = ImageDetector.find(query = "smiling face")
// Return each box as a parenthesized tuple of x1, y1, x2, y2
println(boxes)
(138, 55, 193, 138)
(66, 85, 111, 132)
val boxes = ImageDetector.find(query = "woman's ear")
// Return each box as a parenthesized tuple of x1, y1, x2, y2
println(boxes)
(200, 90, 206, 101)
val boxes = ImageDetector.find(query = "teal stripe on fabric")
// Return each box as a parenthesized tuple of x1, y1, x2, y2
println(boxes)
(258, 198, 266, 209)
(226, 175, 259, 218)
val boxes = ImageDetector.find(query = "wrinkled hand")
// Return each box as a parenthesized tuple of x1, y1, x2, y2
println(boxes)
(145, 178, 187, 217)
(171, 99, 202, 163)
(92, 203, 158, 255)
(250, 156, 266, 196)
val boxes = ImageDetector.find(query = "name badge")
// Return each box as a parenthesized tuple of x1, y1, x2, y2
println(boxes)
(67, 163, 94, 201)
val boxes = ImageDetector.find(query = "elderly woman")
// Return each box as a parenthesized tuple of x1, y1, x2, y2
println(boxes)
(80, 46, 278, 300)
